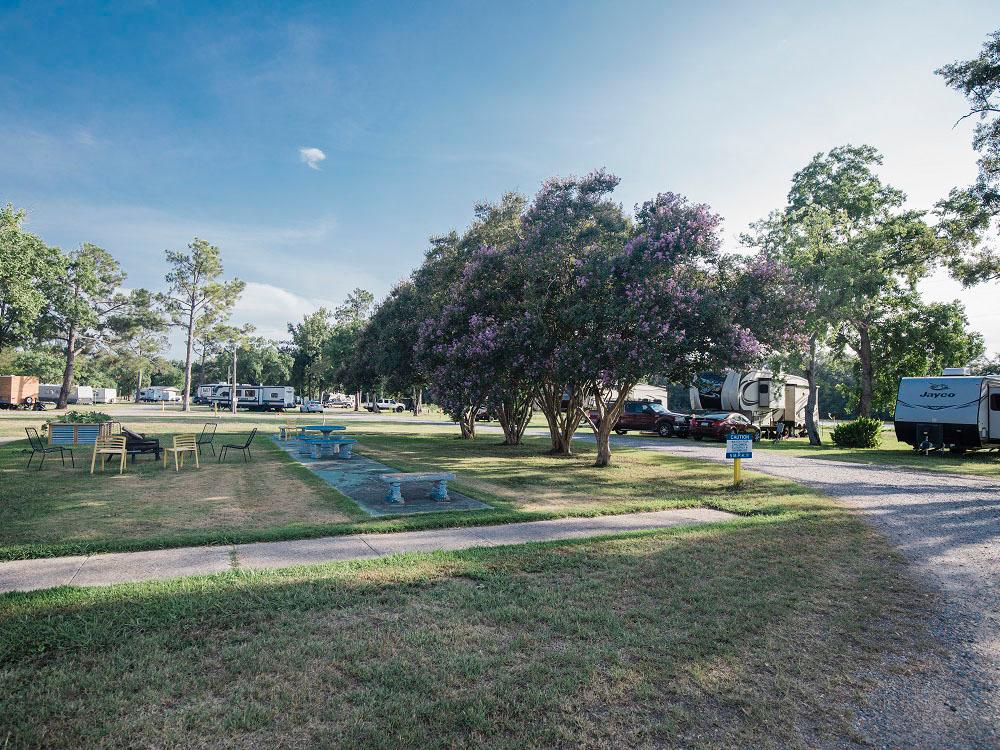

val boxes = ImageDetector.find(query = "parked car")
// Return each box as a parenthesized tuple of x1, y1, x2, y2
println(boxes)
(363, 398, 406, 413)
(300, 399, 324, 413)
(688, 411, 761, 441)
(589, 400, 690, 438)
(325, 396, 353, 409)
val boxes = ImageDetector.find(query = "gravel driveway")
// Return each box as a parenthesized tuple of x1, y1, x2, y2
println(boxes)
(613, 434, 1000, 748)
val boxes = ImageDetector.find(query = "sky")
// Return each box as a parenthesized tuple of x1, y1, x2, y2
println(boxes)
(1, 0, 998, 354)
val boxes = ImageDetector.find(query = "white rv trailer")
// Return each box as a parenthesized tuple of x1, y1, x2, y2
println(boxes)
(140, 386, 181, 403)
(690, 370, 815, 434)
(93, 387, 117, 404)
(195, 382, 229, 404)
(38, 384, 94, 404)
(209, 384, 295, 412)
(894, 369, 1000, 452)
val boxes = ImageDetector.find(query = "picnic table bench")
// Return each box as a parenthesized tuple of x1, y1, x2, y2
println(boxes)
(380, 472, 456, 504)
(304, 437, 357, 459)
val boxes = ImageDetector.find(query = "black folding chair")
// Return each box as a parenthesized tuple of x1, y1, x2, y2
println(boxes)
(196, 422, 218, 456)
(219, 428, 257, 463)
(25, 427, 74, 470)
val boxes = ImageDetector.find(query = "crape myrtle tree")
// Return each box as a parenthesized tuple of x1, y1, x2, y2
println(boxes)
(515, 171, 630, 454)
(570, 192, 808, 466)
(416, 244, 540, 444)
(411, 193, 526, 438)
(160, 239, 245, 411)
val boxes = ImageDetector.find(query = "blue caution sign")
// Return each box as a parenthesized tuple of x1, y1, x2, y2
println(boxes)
(726, 432, 753, 459)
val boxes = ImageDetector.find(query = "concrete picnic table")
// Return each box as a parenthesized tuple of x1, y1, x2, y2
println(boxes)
(301, 425, 347, 436)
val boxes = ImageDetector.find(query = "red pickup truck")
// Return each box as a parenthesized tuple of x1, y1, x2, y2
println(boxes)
(590, 400, 690, 437)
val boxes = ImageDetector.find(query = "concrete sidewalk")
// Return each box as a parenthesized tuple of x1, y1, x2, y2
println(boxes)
(0, 508, 736, 593)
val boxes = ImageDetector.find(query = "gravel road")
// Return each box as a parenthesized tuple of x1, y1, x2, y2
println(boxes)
(611, 435, 1000, 748)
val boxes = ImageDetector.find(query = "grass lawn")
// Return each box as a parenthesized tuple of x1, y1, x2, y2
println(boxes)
(751, 431, 1000, 478)
(0, 503, 929, 748)
(0, 416, 821, 560)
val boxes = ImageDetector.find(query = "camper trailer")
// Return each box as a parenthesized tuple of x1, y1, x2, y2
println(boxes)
(140, 386, 181, 403)
(690, 370, 815, 435)
(209, 385, 295, 412)
(93, 387, 117, 404)
(195, 383, 228, 404)
(894, 369, 1000, 453)
(38, 384, 94, 404)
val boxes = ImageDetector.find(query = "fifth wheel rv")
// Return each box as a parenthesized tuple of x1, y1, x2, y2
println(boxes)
(894, 369, 1000, 452)
(690, 370, 816, 436)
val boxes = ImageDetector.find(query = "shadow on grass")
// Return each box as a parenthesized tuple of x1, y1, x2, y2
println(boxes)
(0, 511, 924, 748)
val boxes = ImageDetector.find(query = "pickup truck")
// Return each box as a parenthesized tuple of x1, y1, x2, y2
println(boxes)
(363, 398, 406, 413)
(589, 400, 690, 437)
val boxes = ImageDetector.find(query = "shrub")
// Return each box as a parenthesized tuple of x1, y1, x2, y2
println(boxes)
(50, 411, 114, 424)
(831, 417, 883, 448)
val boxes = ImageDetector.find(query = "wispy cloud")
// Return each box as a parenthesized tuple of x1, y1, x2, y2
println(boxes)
(298, 146, 326, 170)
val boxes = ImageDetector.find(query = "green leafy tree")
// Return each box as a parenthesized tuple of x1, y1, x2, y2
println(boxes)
(288, 308, 334, 399)
(160, 238, 245, 411)
(10, 347, 65, 382)
(42, 244, 136, 409)
(935, 29, 1000, 285)
(0, 204, 62, 353)
(744, 145, 946, 425)
(106, 289, 168, 401)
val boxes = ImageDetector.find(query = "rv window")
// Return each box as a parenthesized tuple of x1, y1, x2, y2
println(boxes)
(245, 390, 256, 398)
(270, 392, 279, 398)
(759, 383, 769, 394)
(991, 394, 1000, 411)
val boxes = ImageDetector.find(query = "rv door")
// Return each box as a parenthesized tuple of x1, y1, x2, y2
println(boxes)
(990, 385, 1000, 442)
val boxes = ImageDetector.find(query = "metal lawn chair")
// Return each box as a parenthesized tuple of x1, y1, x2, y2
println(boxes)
(25, 427, 74, 470)
(196, 423, 218, 456)
(219, 428, 257, 463)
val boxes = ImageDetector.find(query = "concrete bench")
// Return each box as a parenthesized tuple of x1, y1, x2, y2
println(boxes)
(380, 472, 456, 504)
(307, 438, 357, 460)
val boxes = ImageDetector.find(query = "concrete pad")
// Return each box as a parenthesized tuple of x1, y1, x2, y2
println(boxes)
(236, 536, 380, 570)
(357, 526, 497, 555)
(71, 546, 232, 587)
(0, 555, 88, 593)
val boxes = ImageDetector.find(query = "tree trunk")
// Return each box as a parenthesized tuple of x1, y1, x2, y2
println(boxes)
(458, 406, 477, 439)
(585, 382, 631, 467)
(57, 328, 77, 410)
(496, 389, 535, 446)
(857, 323, 874, 418)
(804, 333, 822, 446)
(231, 347, 238, 415)
(135, 365, 143, 403)
(355, 390, 361, 412)
(537, 381, 585, 455)
(182, 305, 195, 412)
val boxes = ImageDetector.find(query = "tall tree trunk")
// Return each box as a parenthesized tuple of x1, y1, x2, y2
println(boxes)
(354, 390, 361, 412)
(57, 328, 77, 410)
(804, 333, 822, 445)
(182, 305, 195, 412)
(135, 366, 143, 403)
(231, 347, 238, 415)
(857, 323, 874, 418)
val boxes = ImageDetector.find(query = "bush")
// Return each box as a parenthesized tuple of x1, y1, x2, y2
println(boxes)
(831, 417, 883, 448)
(50, 411, 114, 424)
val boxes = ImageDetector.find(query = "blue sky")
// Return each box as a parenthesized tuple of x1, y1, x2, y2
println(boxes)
(2, 0, 997, 353)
